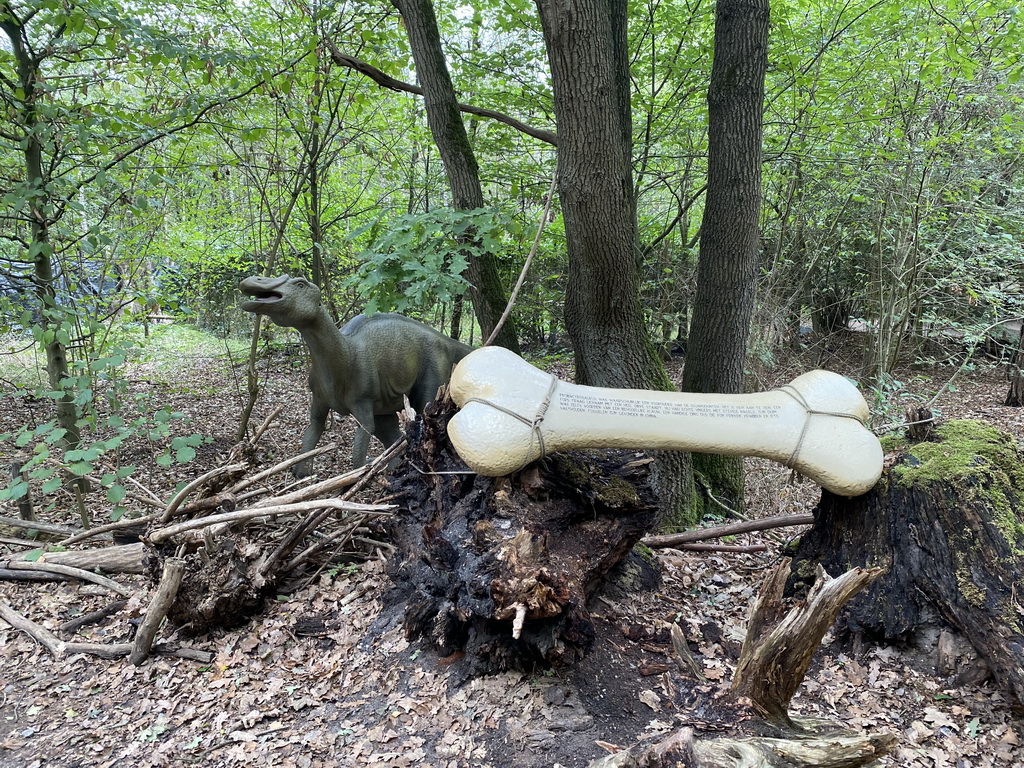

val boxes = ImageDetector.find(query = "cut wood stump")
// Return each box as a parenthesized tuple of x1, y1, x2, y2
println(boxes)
(788, 418, 1024, 704)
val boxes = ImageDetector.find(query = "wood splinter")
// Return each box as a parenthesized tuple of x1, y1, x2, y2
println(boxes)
(511, 604, 527, 639)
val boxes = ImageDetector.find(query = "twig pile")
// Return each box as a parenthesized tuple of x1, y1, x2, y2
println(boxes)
(0, 417, 399, 666)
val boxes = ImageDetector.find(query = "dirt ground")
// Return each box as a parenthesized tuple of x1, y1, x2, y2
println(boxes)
(1, 334, 1023, 767)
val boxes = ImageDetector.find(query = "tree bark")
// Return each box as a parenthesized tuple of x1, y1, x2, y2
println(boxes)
(1005, 321, 1024, 407)
(535, 0, 694, 525)
(680, 0, 770, 517)
(393, 0, 520, 353)
(535, 0, 657, 390)
(1, 9, 80, 451)
(788, 419, 1024, 704)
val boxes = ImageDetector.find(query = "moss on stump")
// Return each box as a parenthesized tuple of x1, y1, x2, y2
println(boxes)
(789, 419, 1024, 704)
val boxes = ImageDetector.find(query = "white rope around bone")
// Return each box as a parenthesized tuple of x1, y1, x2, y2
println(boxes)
(447, 346, 883, 498)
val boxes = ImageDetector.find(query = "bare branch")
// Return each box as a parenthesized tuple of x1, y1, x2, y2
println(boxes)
(323, 40, 558, 147)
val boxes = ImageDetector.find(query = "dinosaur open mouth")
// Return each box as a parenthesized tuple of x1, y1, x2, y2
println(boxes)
(249, 290, 282, 302)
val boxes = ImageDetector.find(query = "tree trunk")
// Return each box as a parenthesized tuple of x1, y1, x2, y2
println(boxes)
(788, 419, 1024, 705)
(680, 0, 769, 517)
(1, 10, 80, 451)
(394, 0, 520, 353)
(535, 0, 694, 525)
(1005, 321, 1024, 407)
(534, 0, 658, 390)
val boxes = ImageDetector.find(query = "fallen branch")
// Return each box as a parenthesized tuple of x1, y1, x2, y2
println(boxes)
(0, 599, 212, 662)
(0, 559, 131, 596)
(0, 514, 75, 537)
(60, 600, 128, 635)
(131, 558, 184, 665)
(147, 498, 393, 545)
(673, 542, 768, 553)
(160, 463, 249, 522)
(37, 543, 147, 574)
(643, 514, 814, 548)
(59, 516, 156, 547)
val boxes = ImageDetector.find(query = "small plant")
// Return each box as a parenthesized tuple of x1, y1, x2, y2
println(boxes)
(0, 324, 211, 525)
(347, 207, 516, 315)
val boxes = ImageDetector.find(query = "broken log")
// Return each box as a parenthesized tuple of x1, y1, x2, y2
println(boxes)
(590, 561, 895, 768)
(38, 543, 147, 574)
(0, 559, 131, 595)
(788, 418, 1024, 704)
(387, 394, 660, 672)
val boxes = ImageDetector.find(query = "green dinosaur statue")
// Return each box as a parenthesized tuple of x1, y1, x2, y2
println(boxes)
(239, 275, 472, 474)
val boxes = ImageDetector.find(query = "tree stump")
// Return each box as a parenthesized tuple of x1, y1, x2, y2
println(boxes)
(788, 419, 1024, 704)
(591, 561, 895, 768)
(386, 394, 660, 672)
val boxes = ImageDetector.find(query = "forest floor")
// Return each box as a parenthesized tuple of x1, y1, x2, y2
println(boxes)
(0, 329, 1022, 768)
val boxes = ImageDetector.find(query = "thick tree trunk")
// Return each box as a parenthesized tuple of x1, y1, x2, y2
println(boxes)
(788, 419, 1024, 704)
(534, 0, 658, 390)
(680, 0, 769, 517)
(535, 0, 694, 525)
(394, 0, 520, 353)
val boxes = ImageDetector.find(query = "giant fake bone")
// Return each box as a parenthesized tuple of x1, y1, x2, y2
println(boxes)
(447, 347, 883, 497)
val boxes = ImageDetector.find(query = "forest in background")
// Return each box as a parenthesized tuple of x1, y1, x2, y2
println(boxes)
(1, 0, 1022, 521)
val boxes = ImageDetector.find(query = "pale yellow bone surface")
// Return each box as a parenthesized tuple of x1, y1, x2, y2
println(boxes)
(447, 347, 882, 497)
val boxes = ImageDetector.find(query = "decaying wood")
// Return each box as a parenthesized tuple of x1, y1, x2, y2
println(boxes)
(0, 559, 131, 596)
(0, 514, 75, 537)
(388, 395, 660, 672)
(590, 561, 894, 768)
(733, 561, 883, 724)
(789, 419, 1024, 704)
(38, 543, 146, 574)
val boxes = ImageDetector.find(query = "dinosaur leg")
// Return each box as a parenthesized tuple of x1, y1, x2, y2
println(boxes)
(295, 399, 331, 478)
(350, 403, 378, 467)
(374, 413, 404, 469)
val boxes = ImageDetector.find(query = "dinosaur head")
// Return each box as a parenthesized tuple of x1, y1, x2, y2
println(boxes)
(238, 275, 322, 328)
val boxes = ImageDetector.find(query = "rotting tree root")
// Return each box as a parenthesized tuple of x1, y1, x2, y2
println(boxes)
(386, 394, 660, 672)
